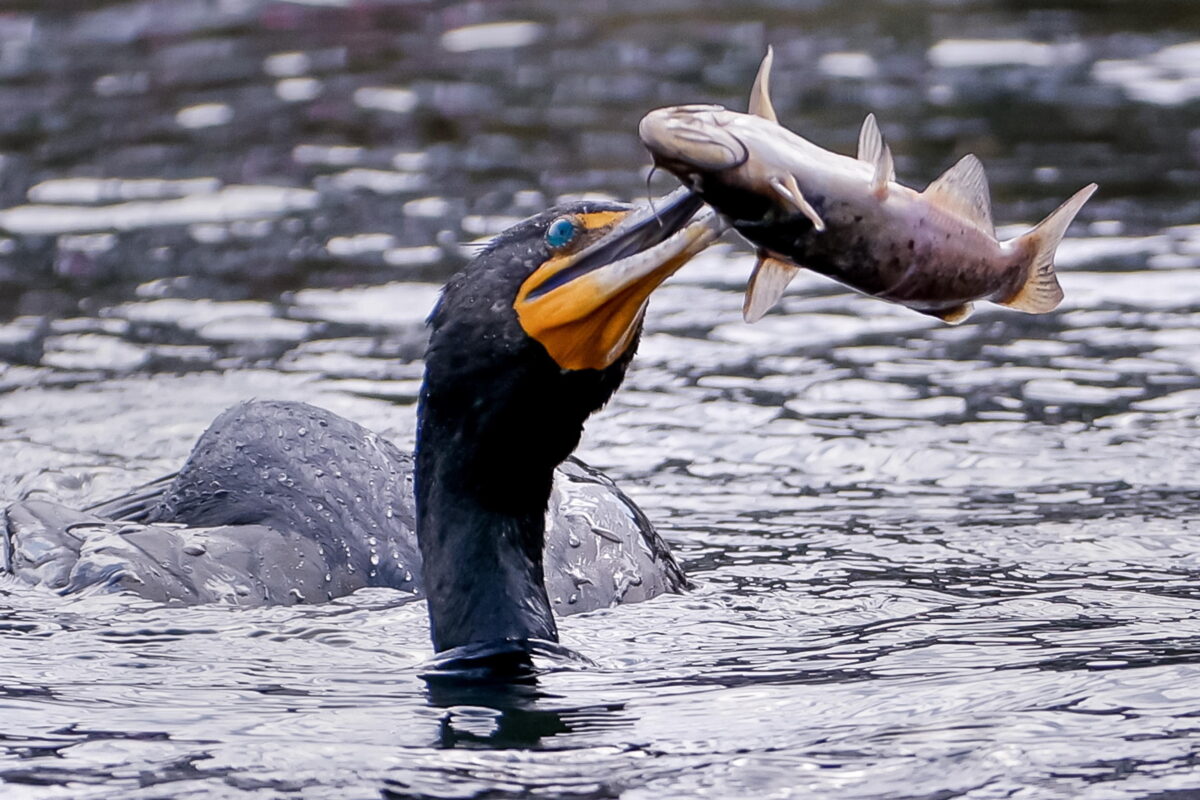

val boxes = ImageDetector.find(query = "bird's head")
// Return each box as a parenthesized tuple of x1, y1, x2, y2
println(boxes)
(510, 188, 718, 372)
(420, 189, 719, 504)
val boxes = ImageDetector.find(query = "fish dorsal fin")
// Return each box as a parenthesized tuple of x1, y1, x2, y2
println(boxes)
(857, 113, 884, 165)
(744, 251, 801, 323)
(749, 46, 778, 123)
(873, 145, 894, 197)
(857, 114, 895, 197)
(769, 174, 825, 231)
(924, 154, 994, 236)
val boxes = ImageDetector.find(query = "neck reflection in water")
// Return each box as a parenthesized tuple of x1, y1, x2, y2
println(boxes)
(419, 639, 622, 749)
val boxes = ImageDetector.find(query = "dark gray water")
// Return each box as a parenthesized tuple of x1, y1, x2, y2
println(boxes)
(3, 1, 1200, 798)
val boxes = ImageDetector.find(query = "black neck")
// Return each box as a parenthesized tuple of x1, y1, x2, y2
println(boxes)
(413, 216, 639, 656)
(414, 376, 566, 653)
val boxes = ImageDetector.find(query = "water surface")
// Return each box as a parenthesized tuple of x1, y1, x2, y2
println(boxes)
(3, 2, 1200, 798)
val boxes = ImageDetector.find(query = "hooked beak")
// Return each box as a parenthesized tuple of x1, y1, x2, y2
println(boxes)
(515, 188, 725, 371)
(638, 105, 749, 174)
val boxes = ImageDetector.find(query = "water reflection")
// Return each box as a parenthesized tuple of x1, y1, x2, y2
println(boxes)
(427, 679, 629, 750)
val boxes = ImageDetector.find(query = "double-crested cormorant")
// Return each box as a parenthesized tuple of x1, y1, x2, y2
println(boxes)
(2, 189, 722, 664)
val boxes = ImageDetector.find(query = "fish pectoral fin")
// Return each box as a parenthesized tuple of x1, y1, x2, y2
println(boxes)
(928, 303, 975, 324)
(924, 154, 995, 236)
(857, 113, 895, 197)
(1002, 183, 1098, 313)
(769, 174, 826, 231)
(749, 46, 779, 122)
(744, 251, 801, 323)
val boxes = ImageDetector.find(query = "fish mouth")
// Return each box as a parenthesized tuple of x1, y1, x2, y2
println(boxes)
(515, 188, 726, 371)
(639, 105, 749, 173)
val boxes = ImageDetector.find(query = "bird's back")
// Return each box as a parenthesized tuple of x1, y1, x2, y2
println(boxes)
(4, 400, 686, 610)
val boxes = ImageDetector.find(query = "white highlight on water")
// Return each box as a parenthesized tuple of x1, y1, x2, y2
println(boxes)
(440, 21, 543, 53)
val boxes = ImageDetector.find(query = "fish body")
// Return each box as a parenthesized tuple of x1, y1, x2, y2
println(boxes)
(639, 49, 1097, 323)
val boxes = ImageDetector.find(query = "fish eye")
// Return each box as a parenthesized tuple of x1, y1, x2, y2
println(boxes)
(545, 217, 579, 249)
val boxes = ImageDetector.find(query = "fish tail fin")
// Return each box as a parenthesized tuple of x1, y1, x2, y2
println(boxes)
(1002, 183, 1097, 313)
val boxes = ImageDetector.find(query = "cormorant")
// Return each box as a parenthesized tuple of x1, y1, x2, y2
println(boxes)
(2, 189, 722, 665)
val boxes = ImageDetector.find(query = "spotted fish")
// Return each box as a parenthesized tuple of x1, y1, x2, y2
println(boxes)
(639, 48, 1098, 323)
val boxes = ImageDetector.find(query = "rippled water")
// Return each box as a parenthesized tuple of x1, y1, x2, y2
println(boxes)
(3, 1, 1200, 798)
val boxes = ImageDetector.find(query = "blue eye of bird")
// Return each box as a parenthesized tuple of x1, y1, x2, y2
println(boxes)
(545, 217, 578, 249)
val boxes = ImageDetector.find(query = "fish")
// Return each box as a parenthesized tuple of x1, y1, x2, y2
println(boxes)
(638, 47, 1098, 323)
